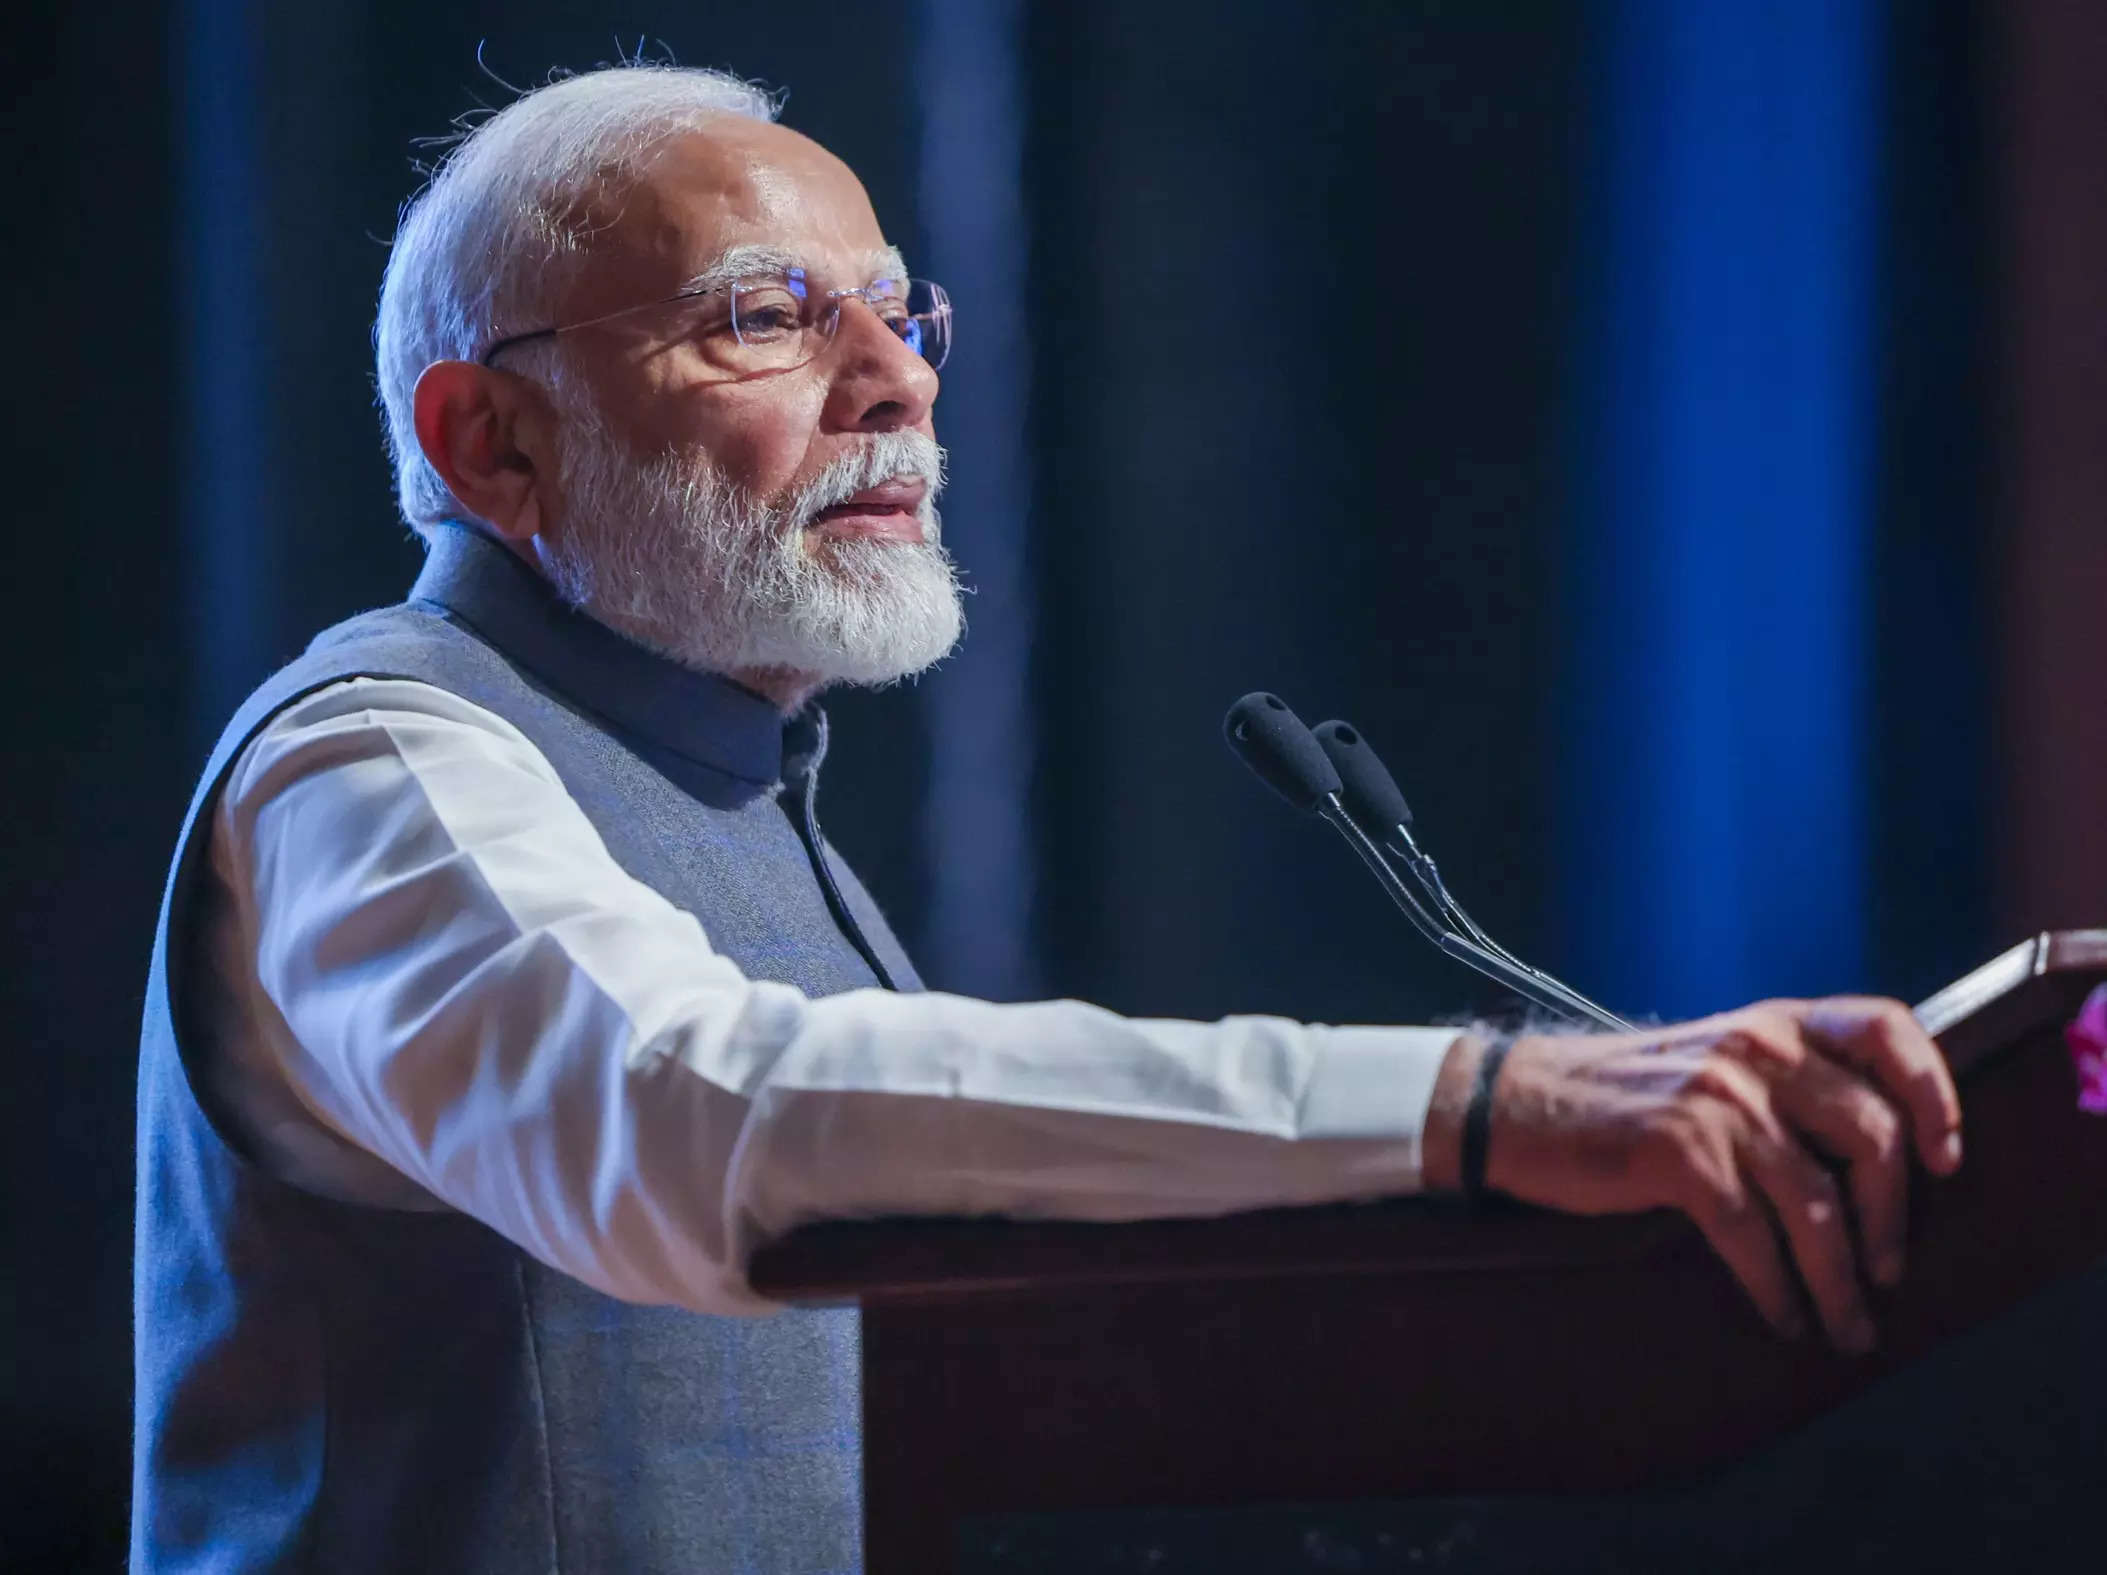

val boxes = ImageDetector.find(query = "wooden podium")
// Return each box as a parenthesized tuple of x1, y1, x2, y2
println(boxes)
(751, 933, 2107, 1572)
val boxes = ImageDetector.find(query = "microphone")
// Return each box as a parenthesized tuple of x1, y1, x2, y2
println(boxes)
(1311, 719, 1517, 964)
(1311, 718, 1629, 1029)
(1224, 690, 1456, 949)
(1224, 693, 1630, 1031)
(1222, 693, 1342, 812)
(1309, 718, 1414, 830)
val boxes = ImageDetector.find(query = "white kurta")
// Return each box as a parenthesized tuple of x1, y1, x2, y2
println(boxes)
(191, 675, 1460, 1313)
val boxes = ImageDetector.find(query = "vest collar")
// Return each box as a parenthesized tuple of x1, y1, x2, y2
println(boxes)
(409, 521, 821, 788)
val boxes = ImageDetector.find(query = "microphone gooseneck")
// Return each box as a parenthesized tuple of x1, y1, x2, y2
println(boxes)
(1226, 695, 1631, 1032)
(1312, 719, 1525, 971)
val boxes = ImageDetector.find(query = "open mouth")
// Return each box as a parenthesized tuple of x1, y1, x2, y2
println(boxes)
(805, 477, 928, 543)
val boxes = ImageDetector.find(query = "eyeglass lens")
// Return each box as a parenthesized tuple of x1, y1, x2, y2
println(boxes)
(726, 272, 950, 374)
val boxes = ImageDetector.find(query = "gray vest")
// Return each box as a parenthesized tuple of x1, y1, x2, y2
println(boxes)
(133, 523, 920, 1573)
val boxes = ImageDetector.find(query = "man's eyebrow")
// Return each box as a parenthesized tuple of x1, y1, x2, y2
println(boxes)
(678, 243, 913, 294)
(678, 244, 798, 294)
(861, 245, 912, 282)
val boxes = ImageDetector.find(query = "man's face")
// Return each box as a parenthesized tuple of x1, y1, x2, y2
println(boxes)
(524, 118, 962, 697)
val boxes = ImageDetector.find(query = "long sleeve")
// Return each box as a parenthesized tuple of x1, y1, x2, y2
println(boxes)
(194, 677, 1459, 1315)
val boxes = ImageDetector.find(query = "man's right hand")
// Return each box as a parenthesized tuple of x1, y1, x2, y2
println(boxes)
(1423, 998, 1964, 1353)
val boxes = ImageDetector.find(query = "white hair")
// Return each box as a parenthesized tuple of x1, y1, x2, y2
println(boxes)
(374, 64, 780, 535)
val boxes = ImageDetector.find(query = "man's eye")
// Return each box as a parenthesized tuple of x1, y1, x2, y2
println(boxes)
(734, 294, 803, 340)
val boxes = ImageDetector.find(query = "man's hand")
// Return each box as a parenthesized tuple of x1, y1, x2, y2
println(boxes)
(1425, 998, 1963, 1353)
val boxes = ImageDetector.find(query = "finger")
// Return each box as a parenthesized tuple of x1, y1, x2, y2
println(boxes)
(1689, 1187, 1806, 1340)
(1773, 1055, 1910, 1288)
(1802, 999, 1963, 1175)
(1666, 1119, 1805, 1339)
(1738, 1113, 1877, 1354)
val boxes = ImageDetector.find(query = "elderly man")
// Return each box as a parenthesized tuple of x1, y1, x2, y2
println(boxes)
(133, 64, 1962, 1573)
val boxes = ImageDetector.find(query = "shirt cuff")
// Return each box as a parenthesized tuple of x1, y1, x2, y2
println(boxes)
(1297, 1025, 1460, 1180)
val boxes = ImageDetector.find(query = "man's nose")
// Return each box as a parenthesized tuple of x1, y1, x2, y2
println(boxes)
(821, 298, 939, 433)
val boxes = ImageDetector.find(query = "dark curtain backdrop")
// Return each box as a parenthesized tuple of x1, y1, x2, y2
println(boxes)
(3, 2, 2006, 1567)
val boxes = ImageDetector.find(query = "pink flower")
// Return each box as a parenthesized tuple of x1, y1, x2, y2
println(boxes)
(2067, 984, 2107, 1116)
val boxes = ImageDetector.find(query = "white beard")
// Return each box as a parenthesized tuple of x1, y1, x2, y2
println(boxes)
(538, 405, 965, 690)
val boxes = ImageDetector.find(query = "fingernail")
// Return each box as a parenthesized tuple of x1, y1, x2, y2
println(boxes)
(1842, 1315, 1878, 1355)
(1940, 1132, 1963, 1170)
(1874, 1251, 1904, 1288)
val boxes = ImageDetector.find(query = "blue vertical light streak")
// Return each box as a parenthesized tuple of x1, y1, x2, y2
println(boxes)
(1563, 0, 1879, 1019)
(914, 0, 1039, 999)
(175, 0, 272, 756)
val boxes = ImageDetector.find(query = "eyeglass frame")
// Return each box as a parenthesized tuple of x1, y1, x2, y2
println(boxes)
(475, 265, 951, 373)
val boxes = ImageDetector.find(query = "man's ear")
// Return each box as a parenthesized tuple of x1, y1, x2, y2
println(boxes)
(411, 361, 555, 543)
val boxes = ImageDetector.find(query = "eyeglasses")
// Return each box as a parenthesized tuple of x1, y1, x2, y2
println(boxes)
(478, 268, 952, 377)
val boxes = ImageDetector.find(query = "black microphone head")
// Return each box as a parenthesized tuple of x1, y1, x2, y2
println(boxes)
(1312, 719, 1414, 831)
(1223, 692, 1342, 813)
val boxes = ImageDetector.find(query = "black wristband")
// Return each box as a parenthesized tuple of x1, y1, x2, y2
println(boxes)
(1460, 1031, 1518, 1205)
